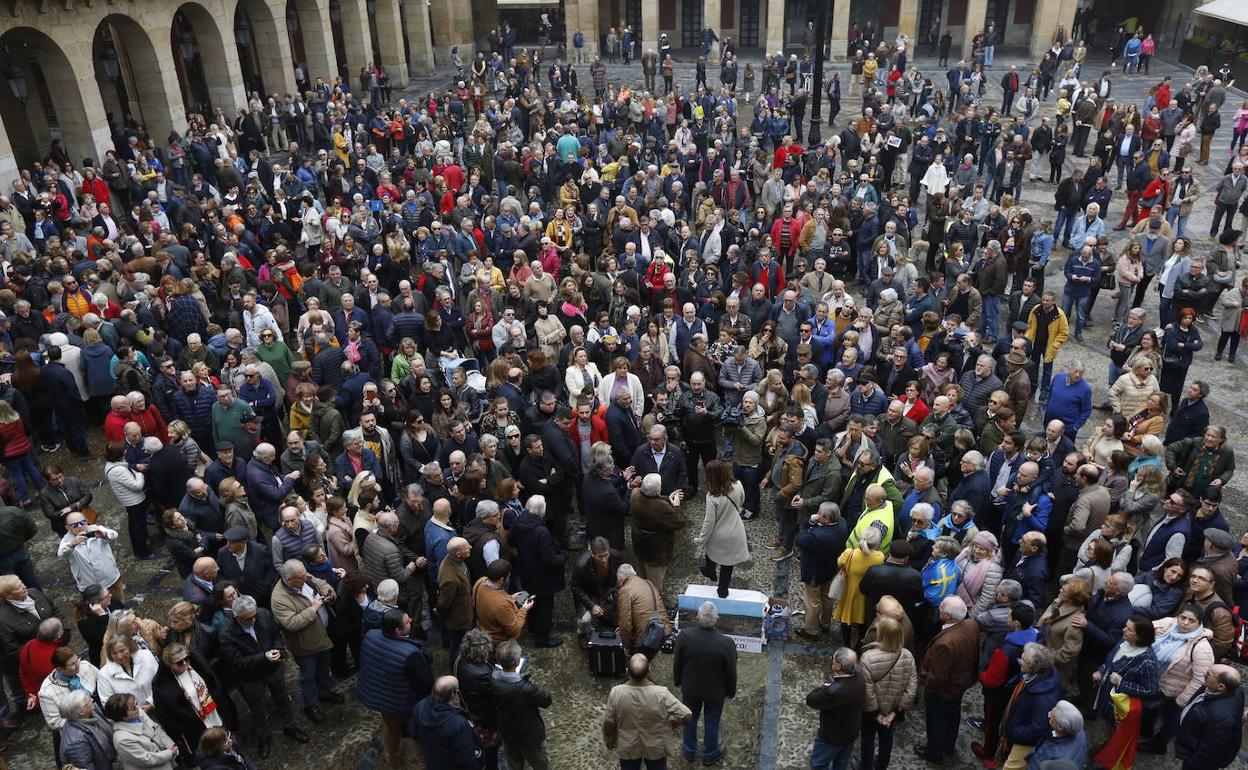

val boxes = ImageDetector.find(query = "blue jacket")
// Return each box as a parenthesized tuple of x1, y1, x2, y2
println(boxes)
(412, 696, 481, 769)
(1043, 373, 1092, 434)
(424, 520, 455, 578)
(357, 629, 433, 716)
(1026, 730, 1087, 769)
(921, 557, 961, 606)
(1068, 214, 1104, 247)
(1004, 669, 1062, 746)
(1083, 593, 1136, 658)
(1062, 254, 1101, 297)
(80, 343, 117, 398)
(1093, 643, 1159, 721)
(1004, 485, 1051, 544)
(173, 383, 217, 445)
(1004, 553, 1049, 607)
(794, 520, 848, 584)
(1137, 512, 1193, 573)
(850, 386, 888, 416)
(1175, 686, 1245, 767)
(334, 447, 383, 490)
(243, 458, 296, 530)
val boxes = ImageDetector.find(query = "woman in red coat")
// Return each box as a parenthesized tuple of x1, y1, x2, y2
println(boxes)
(1137, 170, 1172, 224)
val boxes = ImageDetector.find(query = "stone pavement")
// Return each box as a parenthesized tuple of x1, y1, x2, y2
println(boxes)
(3, 49, 1248, 770)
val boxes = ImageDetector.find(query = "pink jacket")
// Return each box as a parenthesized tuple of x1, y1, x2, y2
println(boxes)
(1152, 617, 1214, 705)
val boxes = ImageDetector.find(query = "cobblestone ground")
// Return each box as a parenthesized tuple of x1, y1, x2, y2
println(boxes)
(3, 47, 1248, 770)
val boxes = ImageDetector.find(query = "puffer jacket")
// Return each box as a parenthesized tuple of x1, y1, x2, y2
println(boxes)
(1152, 616, 1215, 705)
(1107, 371, 1159, 417)
(1003, 669, 1062, 747)
(860, 646, 917, 715)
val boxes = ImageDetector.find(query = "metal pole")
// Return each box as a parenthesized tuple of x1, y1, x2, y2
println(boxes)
(807, 0, 831, 146)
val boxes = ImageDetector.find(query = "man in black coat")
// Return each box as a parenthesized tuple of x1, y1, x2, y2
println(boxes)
(947, 452, 991, 520)
(571, 539, 625, 637)
(508, 496, 566, 648)
(672, 600, 738, 765)
(1003, 531, 1050, 608)
(1164, 380, 1211, 444)
(217, 594, 308, 757)
(794, 504, 849, 638)
(145, 437, 194, 512)
(539, 406, 579, 544)
(217, 528, 280, 608)
(605, 391, 642, 469)
(859, 540, 924, 630)
(491, 639, 553, 766)
(1170, 664, 1244, 767)
(583, 459, 629, 552)
(629, 424, 689, 497)
(40, 346, 93, 457)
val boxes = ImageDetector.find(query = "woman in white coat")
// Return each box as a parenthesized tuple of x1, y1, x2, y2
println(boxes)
(105, 692, 179, 770)
(96, 635, 160, 710)
(564, 345, 603, 406)
(597, 356, 645, 419)
(695, 460, 750, 598)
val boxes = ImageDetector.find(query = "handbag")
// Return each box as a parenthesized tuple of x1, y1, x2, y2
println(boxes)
(829, 550, 853, 601)
(641, 582, 668, 650)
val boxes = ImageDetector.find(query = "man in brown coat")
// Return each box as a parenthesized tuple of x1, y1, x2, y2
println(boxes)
(436, 537, 474, 662)
(1060, 464, 1111, 574)
(1002, 350, 1033, 422)
(629, 473, 686, 591)
(270, 559, 344, 721)
(917, 595, 980, 763)
(615, 563, 671, 657)
(472, 559, 533, 645)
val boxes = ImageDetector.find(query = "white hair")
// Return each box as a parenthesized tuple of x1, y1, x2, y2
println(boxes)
(640, 473, 662, 496)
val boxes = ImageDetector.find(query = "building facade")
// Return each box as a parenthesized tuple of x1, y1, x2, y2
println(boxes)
(0, 0, 1086, 188)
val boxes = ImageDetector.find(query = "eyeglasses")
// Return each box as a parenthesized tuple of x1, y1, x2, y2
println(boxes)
(68, 521, 87, 528)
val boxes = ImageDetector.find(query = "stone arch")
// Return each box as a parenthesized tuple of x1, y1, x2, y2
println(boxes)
(173, 2, 245, 115)
(93, 14, 181, 142)
(286, 0, 337, 85)
(234, 0, 297, 98)
(0, 26, 96, 168)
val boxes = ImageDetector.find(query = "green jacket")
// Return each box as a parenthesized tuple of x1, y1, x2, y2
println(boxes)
(0, 507, 37, 554)
(798, 459, 843, 517)
(731, 412, 768, 468)
(1165, 438, 1235, 490)
(840, 465, 904, 518)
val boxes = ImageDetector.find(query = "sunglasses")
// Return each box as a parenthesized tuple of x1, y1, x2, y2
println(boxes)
(68, 521, 88, 528)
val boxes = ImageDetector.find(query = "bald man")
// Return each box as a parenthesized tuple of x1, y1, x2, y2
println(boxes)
(182, 556, 219, 622)
(436, 537, 473, 661)
(414, 676, 479, 767)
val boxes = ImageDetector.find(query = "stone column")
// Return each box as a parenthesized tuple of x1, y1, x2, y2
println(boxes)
(374, 0, 409, 87)
(705, 0, 722, 42)
(402, 0, 436, 74)
(338, 0, 372, 75)
(297, 0, 339, 83)
(134, 26, 188, 140)
(642, 0, 659, 49)
(251, 1, 299, 97)
(575, 0, 601, 57)
(829, 0, 850, 62)
(898, 0, 919, 47)
(0, 113, 16, 195)
(764, 0, 785, 56)
(962, 0, 988, 60)
(429, 0, 474, 63)
(1030, 0, 1079, 58)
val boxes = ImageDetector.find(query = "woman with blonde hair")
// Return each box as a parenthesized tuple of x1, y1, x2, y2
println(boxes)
(1036, 577, 1091, 691)
(217, 478, 258, 541)
(862, 595, 916, 652)
(166, 420, 209, 475)
(1121, 392, 1168, 457)
(96, 635, 159, 710)
(759, 368, 789, 430)
(832, 525, 885, 648)
(859, 615, 917, 770)
(790, 383, 817, 429)
(101, 609, 163, 665)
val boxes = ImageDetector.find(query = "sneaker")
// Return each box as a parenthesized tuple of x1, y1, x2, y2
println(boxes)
(768, 539, 783, 549)
(40, 444, 59, 453)
(966, 716, 985, 731)
(741, 509, 757, 521)
(771, 548, 794, 562)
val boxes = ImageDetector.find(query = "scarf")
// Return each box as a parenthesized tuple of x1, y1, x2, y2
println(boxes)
(1111, 641, 1149, 662)
(959, 554, 995, 604)
(7, 596, 38, 617)
(1152, 621, 1204, 665)
(176, 666, 221, 725)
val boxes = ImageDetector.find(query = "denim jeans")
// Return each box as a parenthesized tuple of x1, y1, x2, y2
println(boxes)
(1165, 206, 1189, 239)
(1054, 207, 1078, 246)
(4, 451, 45, 501)
(293, 649, 334, 708)
(981, 294, 1001, 339)
(734, 464, 763, 514)
(1108, 361, 1124, 386)
(985, 45, 995, 66)
(681, 697, 725, 761)
(1061, 292, 1088, 335)
(810, 736, 855, 770)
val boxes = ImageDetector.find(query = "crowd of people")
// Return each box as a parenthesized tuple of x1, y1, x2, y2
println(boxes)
(0, 12, 1245, 770)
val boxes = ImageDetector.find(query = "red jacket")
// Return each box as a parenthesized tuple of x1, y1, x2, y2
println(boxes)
(566, 411, 609, 455)
(19, 637, 58, 698)
(773, 144, 804, 169)
(104, 410, 130, 443)
(81, 177, 109, 204)
(133, 404, 171, 444)
(770, 217, 804, 258)
(0, 419, 32, 459)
